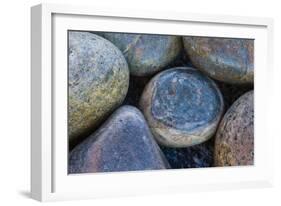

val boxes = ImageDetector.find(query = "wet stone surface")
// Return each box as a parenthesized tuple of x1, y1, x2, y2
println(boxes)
(183, 37, 254, 84)
(100, 33, 182, 76)
(214, 91, 254, 166)
(140, 67, 224, 148)
(69, 106, 170, 173)
(68, 32, 129, 147)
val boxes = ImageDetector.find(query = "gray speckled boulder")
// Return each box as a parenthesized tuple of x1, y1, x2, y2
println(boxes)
(183, 37, 254, 84)
(214, 90, 254, 166)
(140, 67, 224, 148)
(101, 33, 182, 76)
(68, 31, 129, 144)
(69, 106, 170, 173)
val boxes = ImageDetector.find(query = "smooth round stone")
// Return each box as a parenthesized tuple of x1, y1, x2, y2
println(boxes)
(101, 33, 182, 76)
(214, 91, 254, 166)
(69, 106, 170, 173)
(69, 31, 129, 144)
(160, 139, 214, 168)
(183, 37, 254, 84)
(140, 67, 224, 148)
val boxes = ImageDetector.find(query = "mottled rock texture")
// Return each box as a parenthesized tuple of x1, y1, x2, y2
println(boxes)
(68, 31, 129, 145)
(101, 33, 182, 76)
(140, 67, 224, 148)
(69, 106, 170, 173)
(214, 90, 254, 166)
(161, 139, 214, 168)
(183, 37, 254, 84)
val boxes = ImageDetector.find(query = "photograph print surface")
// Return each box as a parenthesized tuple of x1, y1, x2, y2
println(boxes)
(67, 31, 254, 174)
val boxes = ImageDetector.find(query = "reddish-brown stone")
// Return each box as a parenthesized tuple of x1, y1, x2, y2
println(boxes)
(214, 91, 254, 166)
(183, 37, 254, 84)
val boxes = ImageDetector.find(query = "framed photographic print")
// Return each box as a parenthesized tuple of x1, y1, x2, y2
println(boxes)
(31, 3, 274, 202)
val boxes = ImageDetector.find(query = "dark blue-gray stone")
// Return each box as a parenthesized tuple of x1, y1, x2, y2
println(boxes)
(68, 31, 129, 146)
(152, 69, 221, 131)
(69, 105, 170, 173)
(100, 33, 182, 76)
(140, 67, 224, 148)
(160, 139, 214, 168)
(183, 37, 254, 84)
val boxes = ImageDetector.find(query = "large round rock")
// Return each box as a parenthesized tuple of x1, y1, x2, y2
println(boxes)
(183, 37, 254, 84)
(101, 33, 182, 76)
(69, 106, 169, 173)
(214, 91, 254, 166)
(69, 31, 129, 144)
(140, 67, 224, 148)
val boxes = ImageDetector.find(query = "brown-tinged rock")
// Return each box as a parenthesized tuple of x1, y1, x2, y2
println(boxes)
(214, 90, 254, 166)
(183, 36, 254, 84)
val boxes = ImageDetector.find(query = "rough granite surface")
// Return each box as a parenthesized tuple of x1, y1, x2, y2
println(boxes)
(214, 91, 254, 166)
(68, 31, 129, 146)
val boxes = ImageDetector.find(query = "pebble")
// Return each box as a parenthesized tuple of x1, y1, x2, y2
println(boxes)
(183, 36, 254, 84)
(68, 31, 129, 145)
(101, 33, 182, 76)
(214, 91, 254, 166)
(69, 106, 170, 173)
(140, 67, 224, 148)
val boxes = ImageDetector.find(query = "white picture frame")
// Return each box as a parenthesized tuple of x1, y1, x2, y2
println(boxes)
(31, 3, 274, 202)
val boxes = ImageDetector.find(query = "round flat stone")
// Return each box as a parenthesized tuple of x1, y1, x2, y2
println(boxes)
(214, 91, 254, 166)
(69, 106, 170, 173)
(183, 37, 254, 84)
(69, 31, 129, 145)
(140, 67, 224, 148)
(101, 33, 182, 76)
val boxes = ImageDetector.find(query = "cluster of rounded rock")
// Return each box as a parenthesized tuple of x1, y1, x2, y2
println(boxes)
(68, 31, 254, 174)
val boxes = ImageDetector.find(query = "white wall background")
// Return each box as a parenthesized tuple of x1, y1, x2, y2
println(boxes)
(0, 0, 280, 205)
